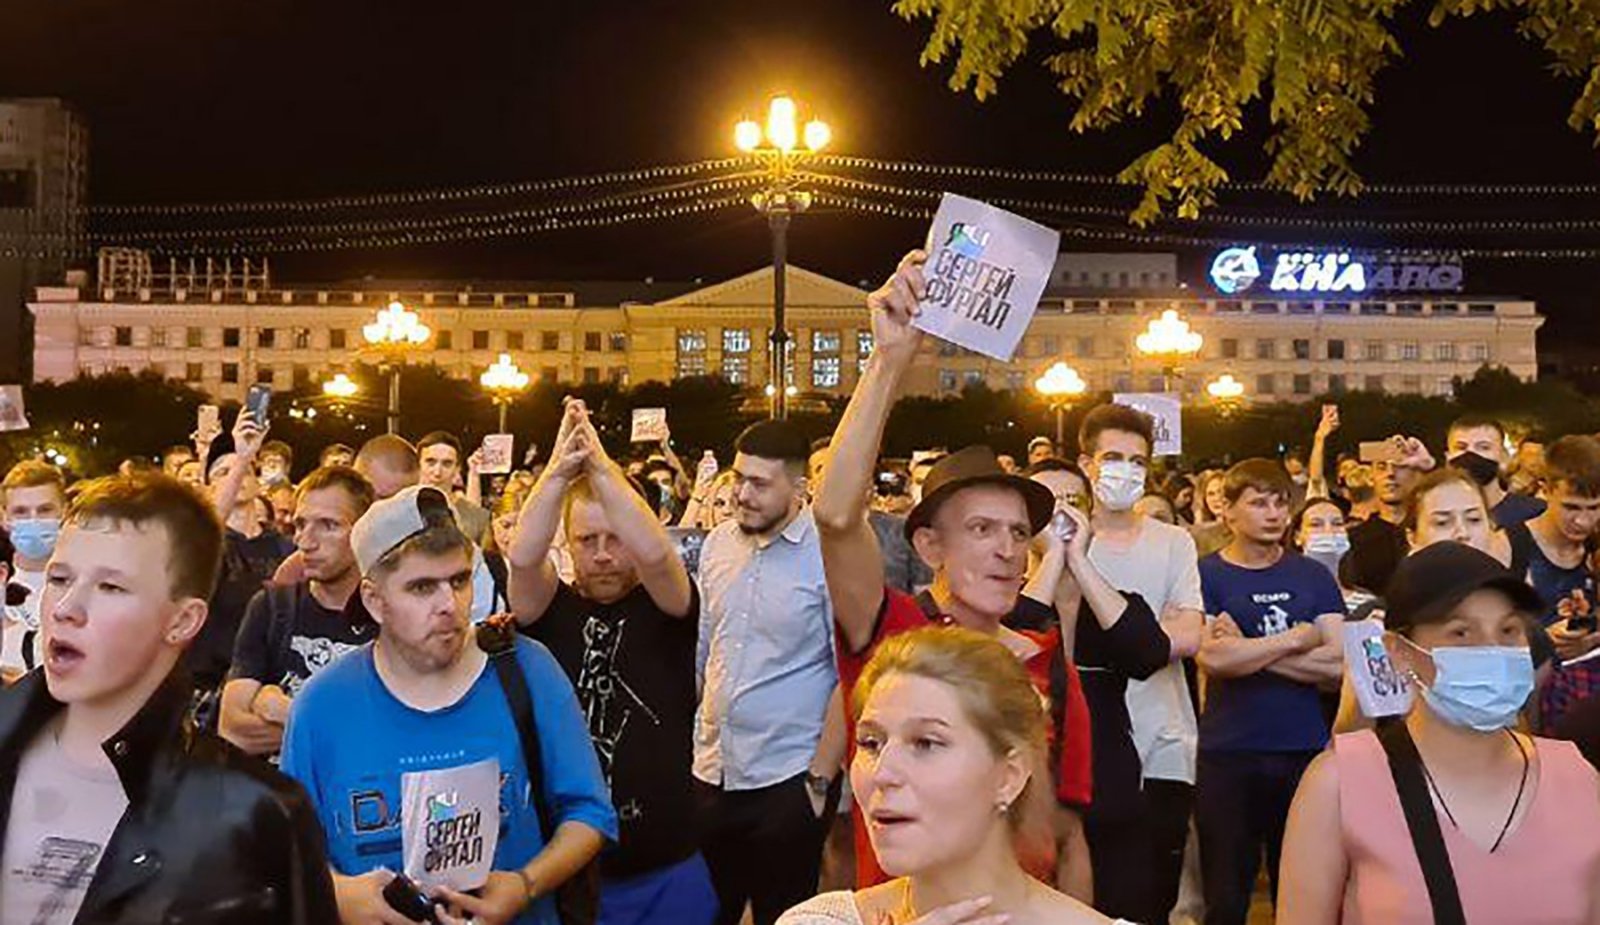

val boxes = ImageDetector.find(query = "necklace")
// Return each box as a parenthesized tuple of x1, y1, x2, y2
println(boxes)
(1417, 728, 1531, 853)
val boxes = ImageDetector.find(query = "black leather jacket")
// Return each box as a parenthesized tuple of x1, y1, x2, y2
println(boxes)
(0, 669, 339, 924)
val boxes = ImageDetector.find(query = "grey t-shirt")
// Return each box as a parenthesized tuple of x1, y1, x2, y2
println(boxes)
(2, 721, 127, 925)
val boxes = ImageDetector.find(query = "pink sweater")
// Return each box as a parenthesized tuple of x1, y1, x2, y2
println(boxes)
(1335, 729, 1600, 924)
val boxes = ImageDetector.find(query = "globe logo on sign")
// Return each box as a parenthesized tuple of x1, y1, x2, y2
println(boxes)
(1210, 246, 1261, 294)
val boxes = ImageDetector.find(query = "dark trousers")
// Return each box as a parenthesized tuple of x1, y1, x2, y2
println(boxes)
(1195, 750, 1317, 925)
(1084, 805, 1152, 923)
(1143, 778, 1195, 925)
(696, 774, 835, 925)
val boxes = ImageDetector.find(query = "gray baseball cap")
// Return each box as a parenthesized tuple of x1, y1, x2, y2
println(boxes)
(349, 484, 461, 577)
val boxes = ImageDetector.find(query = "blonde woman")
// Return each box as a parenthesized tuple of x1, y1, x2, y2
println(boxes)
(779, 628, 1128, 925)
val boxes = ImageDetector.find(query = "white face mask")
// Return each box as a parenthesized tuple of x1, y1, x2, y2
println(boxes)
(1094, 460, 1146, 512)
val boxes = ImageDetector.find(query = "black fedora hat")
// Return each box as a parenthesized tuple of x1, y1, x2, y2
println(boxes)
(904, 445, 1056, 541)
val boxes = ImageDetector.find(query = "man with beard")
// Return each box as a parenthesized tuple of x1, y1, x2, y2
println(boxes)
(694, 419, 843, 925)
(219, 466, 375, 757)
(508, 399, 715, 925)
(1446, 414, 1546, 528)
(281, 483, 616, 925)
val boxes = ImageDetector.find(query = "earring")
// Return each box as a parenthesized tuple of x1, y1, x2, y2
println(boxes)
(996, 800, 1011, 816)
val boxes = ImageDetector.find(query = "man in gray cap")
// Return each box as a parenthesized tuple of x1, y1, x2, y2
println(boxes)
(280, 484, 617, 925)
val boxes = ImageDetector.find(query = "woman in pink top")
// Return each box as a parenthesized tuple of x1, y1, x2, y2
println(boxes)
(1278, 542, 1600, 924)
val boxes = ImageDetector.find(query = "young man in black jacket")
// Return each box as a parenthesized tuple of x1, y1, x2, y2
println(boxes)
(0, 472, 338, 924)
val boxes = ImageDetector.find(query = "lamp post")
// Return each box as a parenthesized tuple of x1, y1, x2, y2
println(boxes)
(1033, 361, 1088, 451)
(1206, 372, 1246, 418)
(480, 353, 531, 433)
(362, 301, 431, 434)
(736, 95, 831, 420)
(1135, 309, 1204, 393)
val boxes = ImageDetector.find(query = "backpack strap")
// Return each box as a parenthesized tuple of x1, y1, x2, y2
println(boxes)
(1374, 723, 1467, 925)
(476, 619, 554, 839)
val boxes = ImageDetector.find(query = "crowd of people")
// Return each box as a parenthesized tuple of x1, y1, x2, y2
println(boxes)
(2, 248, 1600, 924)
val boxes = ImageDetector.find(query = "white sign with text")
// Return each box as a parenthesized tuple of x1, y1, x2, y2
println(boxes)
(631, 407, 668, 443)
(1112, 392, 1183, 456)
(479, 434, 514, 475)
(0, 386, 29, 433)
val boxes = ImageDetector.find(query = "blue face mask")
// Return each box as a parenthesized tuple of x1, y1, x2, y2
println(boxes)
(1402, 638, 1534, 732)
(8, 517, 60, 563)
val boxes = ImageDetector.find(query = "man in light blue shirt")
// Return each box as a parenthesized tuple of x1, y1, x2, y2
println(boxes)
(694, 421, 841, 925)
(282, 484, 617, 925)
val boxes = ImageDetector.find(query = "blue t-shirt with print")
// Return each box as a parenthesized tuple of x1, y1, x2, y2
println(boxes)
(281, 637, 618, 925)
(1198, 551, 1345, 753)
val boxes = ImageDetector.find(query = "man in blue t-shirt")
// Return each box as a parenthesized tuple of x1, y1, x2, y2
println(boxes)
(1195, 459, 1344, 925)
(282, 484, 617, 925)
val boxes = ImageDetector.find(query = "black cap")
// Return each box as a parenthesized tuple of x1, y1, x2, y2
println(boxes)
(904, 446, 1055, 541)
(1384, 542, 1544, 632)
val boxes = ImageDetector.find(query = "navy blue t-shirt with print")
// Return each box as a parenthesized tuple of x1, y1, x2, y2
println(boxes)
(1198, 551, 1345, 753)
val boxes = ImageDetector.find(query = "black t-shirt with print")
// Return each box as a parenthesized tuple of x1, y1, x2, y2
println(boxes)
(521, 580, 699, 878)
(229, 582, 373, 696)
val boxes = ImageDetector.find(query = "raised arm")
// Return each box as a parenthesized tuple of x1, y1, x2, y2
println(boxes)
(507, 402, 588, 625)
(1307, 404, 1338, 502)
(1197, 613, 1321, 679)
(814, 251, 927, 653)
(583, 419, 693, 618)
(212, 409, 265, 519)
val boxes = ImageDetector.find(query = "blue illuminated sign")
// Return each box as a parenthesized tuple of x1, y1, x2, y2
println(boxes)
(1208, 247, 1462, 295)
(1209, 247, 1260, 294)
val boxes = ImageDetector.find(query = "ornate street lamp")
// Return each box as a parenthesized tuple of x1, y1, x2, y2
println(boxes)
(362, 301, 431, 434)
(480, 353, 531, 432)
(1034, 362, 1088, 451)
(736, 95, 830, 420)
(1135, 309, 1204, 393)
(1206, 372, 1246, 418)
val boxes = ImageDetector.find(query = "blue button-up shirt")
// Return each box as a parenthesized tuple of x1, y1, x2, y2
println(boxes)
(694, 508, 837, 791)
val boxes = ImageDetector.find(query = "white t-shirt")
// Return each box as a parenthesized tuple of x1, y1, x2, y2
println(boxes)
(1, 568, 45, 676)
(1088, 517, 1204, 784)
(1, 721, 128, 925)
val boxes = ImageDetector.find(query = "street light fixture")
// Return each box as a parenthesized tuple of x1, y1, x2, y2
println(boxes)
(736, 94, 830, 420)
(322, 372, 359, 400)
(362, 300, 431, 434)
(1206, 373, 1246, 418)
(480, 353, 531, 432)
(1135, 309, 1204, 393)
(1033, 361, 1088, 451)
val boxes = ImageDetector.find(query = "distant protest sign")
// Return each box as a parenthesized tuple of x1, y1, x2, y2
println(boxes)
(0, 386, 28, 433)
(631, 408, 668, 443)
(1113, 392, 1183, 456)
(913, 194, 1060, 362)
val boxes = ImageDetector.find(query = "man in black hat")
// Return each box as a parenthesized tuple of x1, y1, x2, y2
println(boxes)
(815, 249, 1152, 897)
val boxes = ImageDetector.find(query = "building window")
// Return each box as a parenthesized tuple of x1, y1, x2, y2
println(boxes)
(151, 328, 167, 348)
(938, 340, 960, 357)
(723, 355, 749, 384)
(723, 329, 751, 354)
(1469, 342, 1491, 362)
(813, 356, 842, 388)
(541, 331, 560, 351)
(1293, 339, 1311, 361)
(1007, 371, 1027, 390)
(939, 369, 958, 391)
(187, 327, 203, 348)
(1293, 373, 1312, 395)
(676, 329, 707, 378)
(1329, 374, 1347, 394)
(437, 330, 454, 350)
(1436, 377, 1455, 396)
(329, 329, 347, 349)
(542, 366, 560, 383)
(1365, 340, 1384, 361)
(1255, 339, 1276, 360)
(1076, 336, 1095, 358)
(1396, 302, 1424, 316)
(222, 362, 239, 384)
(1360, 302, 1388, 316)
(115, 326, 133, 347)
(1400, 342, 1421, 361)
(223, 327, 240, 348)
(1435, 342, 1457, 362)
(858, 330, 874, 374)
(256, 366, 274, 385)
(1364, 375, 1384, 393)
(472, 330, 490, 350)
(1113, 374, 1132, 392)
(608, 332, 627, 352)
(1220, 338, 1239, 360)
(258, 328, 275, 349)
(584, 331, 602, 352)
(293, 365, 310, 389)
(1251, 302, 1280, 315)
(1327, 339, 1346, 360)
(813, 330, 841, 354)
(186, 362, 203, 382)
(1433, 302, 1461, 315)
(583, 367, 600, 384)
(610, 367, 629, 385)
(964, 370, 985, 387)
(294, 327, 311, 349)
(1402, 375, 1422, 394)
(1256, 373, 1276, 395)
(505, 331, 523, 351)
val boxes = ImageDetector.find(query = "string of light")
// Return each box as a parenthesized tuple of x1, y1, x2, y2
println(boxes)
(87, 157, 753, 217)
(92, 174, 765, 244)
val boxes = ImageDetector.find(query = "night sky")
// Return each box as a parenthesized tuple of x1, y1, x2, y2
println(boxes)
(4, 0, 1600, 348)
